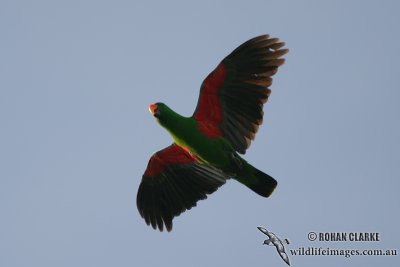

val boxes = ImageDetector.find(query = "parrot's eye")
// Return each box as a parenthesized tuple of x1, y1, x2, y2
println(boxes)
(154, 109, 160, 118)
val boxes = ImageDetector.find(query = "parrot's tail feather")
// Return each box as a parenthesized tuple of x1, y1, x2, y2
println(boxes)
(235, 162, 277, 198)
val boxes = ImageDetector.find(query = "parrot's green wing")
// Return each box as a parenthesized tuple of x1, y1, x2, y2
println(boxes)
(192, 35, 288, 154)
(137, 144, 228, 232)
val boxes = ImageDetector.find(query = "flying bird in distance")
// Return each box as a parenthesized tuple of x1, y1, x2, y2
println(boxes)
(257, 227, 291, 266)
(137, 35, 288, 232)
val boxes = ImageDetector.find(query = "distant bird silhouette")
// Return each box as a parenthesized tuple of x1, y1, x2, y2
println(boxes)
(257, 227, 290, 266)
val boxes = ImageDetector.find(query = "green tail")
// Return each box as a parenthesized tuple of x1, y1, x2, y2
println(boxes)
(234, 161, 277, 198)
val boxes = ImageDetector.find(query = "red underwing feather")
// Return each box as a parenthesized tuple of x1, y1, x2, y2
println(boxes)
(193, 63, 226, 138)
(197, 121, 223, 138)
(143, 144, 197, 177)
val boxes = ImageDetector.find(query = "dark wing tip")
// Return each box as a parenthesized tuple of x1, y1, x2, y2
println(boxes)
(218, 35, 288, 154)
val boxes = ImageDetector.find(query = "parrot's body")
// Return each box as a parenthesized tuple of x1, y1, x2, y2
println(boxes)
(158, 108, 234, 169)
(137, 35, 288, 232)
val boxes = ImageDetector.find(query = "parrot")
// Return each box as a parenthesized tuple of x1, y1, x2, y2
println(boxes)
(137, 35, 288, 232)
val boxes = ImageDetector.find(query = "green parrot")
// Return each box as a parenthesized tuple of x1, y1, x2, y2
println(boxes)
(137, 35, 288, 232)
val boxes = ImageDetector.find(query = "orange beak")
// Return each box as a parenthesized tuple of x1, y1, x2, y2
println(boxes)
(148, 103, 157, 115)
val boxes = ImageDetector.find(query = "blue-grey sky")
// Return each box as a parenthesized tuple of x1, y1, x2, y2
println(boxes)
(1, 1, 399, 266)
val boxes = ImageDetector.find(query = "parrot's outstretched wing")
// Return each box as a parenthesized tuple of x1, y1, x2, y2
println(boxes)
(137, 144, 228, 232)
(192, 35, 288, 154)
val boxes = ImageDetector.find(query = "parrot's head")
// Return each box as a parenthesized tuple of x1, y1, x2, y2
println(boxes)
(148, 102, 180, 131)
(148, 102, 173, 123)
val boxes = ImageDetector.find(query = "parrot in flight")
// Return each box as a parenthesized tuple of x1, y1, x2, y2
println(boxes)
(137, 35, 288, 232)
